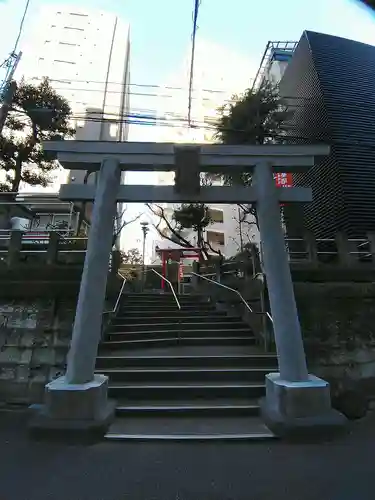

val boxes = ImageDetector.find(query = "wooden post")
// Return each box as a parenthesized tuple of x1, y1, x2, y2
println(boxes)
(46, 232, 59, 266)
(191, 260, 200, 289)
(304, 231, 318, 265)
(215, 261, 222, 283)
(366, 232, 375, 266)
(335, 232, 352, 266)
(7, 231, 23, 267)
(110, 250, 121, 275)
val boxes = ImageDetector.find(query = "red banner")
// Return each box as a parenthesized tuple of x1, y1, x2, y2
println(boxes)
(274, 173, 292, 207)
(274, 172, 293, 188)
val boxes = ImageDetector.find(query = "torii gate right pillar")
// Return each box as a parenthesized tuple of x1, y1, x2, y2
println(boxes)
(253, 161, 346, 438)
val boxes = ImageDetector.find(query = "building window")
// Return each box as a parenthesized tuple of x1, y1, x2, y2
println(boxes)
(64, 26, 84, 31)
(54, 59, 76, 65)
(59, 41, 79, 47)
(50, 79, 72, 84)
(208, 208, 224, 223)
(206, 231, 225, 246)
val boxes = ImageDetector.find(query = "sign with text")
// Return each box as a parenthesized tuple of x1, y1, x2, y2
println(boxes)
(274, 172, 293, 207)
(274, 172, 293, 188)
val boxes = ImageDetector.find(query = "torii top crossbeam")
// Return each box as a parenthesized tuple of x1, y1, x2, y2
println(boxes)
(44, 141, 329, 173)
(43, 141, 329, 205)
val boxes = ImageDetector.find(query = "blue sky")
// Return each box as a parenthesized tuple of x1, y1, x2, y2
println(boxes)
(1, 0, 375, 255)
(1, 0, 375, 93)
(1, 0, 375, 141)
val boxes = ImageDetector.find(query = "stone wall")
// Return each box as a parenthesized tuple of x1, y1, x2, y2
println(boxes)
(0, 298, 76, 405)
(295, 282, 375, 397)
(0, 268, 122, 406)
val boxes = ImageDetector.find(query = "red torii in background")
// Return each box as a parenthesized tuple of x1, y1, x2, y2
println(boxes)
(155, 244, 202, 290)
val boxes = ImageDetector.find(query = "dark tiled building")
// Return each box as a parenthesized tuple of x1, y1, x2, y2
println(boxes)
(280, 30, 375, 238)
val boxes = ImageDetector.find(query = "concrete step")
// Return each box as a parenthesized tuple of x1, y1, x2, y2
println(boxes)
(113, 314, 232, 324)
(100, 336, 257, 350)
(121, 292, 203, 297)
(116, 311, 228, 319)
(98, 345, 273, 357)
(97, 366, 275, 383)
(108, 380, 265, 400)
(119, 304, 216, 311)
(114, 398, 261, 417)
(110, 320, 246, 332)
(105, 416, 275, 441)
(120, 300, 210, 307)
(121, 293, 206, 304)
(105, 329, 253, 343)
(96, 353, 278, 369)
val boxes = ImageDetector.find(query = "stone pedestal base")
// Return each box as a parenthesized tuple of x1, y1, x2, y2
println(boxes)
(260, 373, 347, 440)
(29, 374, 115, 442)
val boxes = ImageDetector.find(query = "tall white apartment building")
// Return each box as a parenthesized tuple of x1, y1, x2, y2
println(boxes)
(9, 5, 131, 245)
(16, 4, 131, 187)
(152, 39, 259, 259)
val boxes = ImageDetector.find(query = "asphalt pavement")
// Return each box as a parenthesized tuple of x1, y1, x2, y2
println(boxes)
(0, 409, 374, 500)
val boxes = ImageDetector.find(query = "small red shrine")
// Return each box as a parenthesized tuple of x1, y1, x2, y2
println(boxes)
(155, 242, 201, 289)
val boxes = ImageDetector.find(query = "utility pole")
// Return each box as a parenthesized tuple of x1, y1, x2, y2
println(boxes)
(237, 205, 244, 253)
(187, 0, 201, 126)
(140, 221, 149, 290)
(0, 81, 17, 134)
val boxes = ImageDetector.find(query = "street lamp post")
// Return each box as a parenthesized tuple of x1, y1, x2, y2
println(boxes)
(140, 221, 149, 290)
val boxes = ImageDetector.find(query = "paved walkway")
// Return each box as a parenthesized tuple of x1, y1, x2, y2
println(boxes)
(1, 410, 374, 500)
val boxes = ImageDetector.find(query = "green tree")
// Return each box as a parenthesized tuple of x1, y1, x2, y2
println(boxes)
(173, 203, 212, 250)
(120, 247, 143, 265)
(147, 202, 219, 260)
(215, 80, 290, 186)
(213, 81, 291, 231)
(0, 77, 75, 193)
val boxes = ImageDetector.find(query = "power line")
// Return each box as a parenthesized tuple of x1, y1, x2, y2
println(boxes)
(9, 102, 222, 126)
(69, 115, 217, 130)
(13, 0, 31, 54)
(48, 86, 238, 106)
(7, 105, 220, 130)
(59, 112, 375, 151)
(5, 103, 375, 149)
(29, 76, 240, 95)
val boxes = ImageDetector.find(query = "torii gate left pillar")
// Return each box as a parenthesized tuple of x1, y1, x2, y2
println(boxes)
(30, 158, 120, 438)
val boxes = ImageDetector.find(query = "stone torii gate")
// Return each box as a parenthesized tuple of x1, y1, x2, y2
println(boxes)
(30, 141, 345, 439)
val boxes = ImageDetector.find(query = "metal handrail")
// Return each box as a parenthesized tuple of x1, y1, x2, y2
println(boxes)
(264, 311, 274, 324)
(192, 271, 274, 351)
(150, 268, 181, 310)
(103, 272, 127, 316)
(250, 272, 273, 325)
(191, 271, 254, 314)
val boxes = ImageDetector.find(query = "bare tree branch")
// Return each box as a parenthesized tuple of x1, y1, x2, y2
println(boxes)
(146, 203, 193, 248)
(75, 170, 94, 236)
(112, 211, 143, 246)
(203, 238, 221, 257)
(237, 203, 259, 229)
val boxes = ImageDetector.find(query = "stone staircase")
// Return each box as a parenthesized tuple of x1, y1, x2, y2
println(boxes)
(96, 292, 278, 441)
